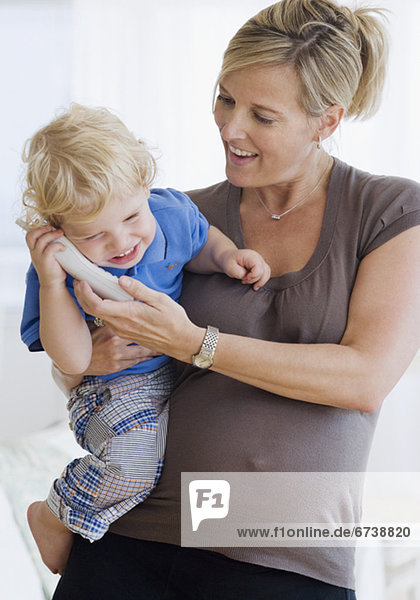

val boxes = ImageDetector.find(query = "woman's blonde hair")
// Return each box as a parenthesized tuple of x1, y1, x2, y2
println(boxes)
(217, 0, 389, 120)
(21, 104, 156, 228)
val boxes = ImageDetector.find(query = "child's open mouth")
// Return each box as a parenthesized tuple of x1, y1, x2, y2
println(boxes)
(108, 243, 140, 265)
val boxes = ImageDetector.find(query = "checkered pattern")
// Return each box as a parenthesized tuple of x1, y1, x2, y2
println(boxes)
(46, 363, 175, 542)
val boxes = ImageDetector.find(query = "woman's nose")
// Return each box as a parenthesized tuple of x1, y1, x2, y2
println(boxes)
(218, 110, 247, 142)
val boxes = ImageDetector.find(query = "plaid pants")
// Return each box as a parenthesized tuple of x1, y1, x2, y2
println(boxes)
(47, 363, 175, 542)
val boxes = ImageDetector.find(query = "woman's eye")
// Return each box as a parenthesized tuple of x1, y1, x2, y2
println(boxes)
(217, 94, 234, 106)
(254, 113, 273, 125)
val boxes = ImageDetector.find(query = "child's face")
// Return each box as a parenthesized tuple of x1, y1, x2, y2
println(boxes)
(61, 187, 156, 269)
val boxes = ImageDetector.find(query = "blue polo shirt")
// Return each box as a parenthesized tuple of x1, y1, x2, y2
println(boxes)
(20, 188, 209, 380)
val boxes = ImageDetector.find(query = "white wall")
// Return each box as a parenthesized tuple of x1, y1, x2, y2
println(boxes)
(0, 0, 72, 246)
(339, 0, 420, 181)
(0, 0, 73, 434)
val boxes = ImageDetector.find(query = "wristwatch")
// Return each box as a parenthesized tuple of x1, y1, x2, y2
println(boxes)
(192, 325, 219, 369)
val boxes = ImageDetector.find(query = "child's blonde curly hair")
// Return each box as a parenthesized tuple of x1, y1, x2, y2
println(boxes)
(21, 104, 156, 229)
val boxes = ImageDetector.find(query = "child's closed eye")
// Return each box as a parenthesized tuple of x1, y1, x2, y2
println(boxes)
(124, 212, 140, 222)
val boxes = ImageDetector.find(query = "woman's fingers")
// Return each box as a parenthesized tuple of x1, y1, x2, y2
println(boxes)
(75, 277, 201, 363)
(74, 280, 113, 317)
(74, 280, 159, 346)
(92, 326, 160, 361)
(74, 277, 162, 319)
(118, 276, 162, 305)
(85, 326, 161, 375)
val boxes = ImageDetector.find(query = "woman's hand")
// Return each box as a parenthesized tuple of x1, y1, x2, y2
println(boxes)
(85, 324, 161, 375)
(51, 324, 162, 395)
(74, 277, 205, 363)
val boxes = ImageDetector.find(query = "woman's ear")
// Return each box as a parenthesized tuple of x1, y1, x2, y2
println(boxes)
(316, 104, 345, 142)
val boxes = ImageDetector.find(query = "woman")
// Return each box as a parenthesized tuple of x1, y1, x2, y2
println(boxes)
(53, 0, 420, 598)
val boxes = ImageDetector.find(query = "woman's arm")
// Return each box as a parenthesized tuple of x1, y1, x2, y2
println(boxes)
(211, 227, 420, 411)
(74, 227, 420, 413)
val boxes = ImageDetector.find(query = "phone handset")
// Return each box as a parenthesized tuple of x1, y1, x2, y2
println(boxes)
(16, 219, 133, 301)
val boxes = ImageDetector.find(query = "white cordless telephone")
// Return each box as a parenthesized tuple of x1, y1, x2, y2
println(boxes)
(17, 219, 133, 301)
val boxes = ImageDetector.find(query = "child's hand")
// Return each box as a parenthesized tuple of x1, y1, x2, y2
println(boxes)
(25, 226, 68, 287)
(221, 249, 271, 290)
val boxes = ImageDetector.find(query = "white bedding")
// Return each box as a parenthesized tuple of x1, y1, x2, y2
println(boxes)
(0, 421, 82, 599)
(0, 486, 45, 600)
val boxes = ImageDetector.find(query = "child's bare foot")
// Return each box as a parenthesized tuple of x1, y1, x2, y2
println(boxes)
(27, 500, 74, 575)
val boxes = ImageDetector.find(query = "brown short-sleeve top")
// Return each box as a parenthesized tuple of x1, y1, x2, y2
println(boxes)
(111, 158, 420, 589)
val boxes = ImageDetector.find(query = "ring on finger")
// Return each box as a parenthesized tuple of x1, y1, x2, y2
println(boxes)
(94, 317, 105, 328)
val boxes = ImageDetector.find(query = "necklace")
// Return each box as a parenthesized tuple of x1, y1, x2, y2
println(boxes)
(254, 157, 332, 220)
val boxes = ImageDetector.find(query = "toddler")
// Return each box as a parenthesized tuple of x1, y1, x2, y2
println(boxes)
(19, 104, 270, 574)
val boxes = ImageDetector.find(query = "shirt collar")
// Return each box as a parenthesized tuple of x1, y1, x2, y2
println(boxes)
(139, 220, 167, 265)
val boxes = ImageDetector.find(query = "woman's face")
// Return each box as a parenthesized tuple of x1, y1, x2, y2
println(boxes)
(214, 64, 319, 190)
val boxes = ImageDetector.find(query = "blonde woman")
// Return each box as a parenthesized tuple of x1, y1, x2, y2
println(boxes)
(54, 1, 420, 598)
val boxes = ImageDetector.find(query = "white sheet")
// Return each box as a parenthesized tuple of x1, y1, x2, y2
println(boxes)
(0, 486, 46, 600)
(0, 421, 82, 599)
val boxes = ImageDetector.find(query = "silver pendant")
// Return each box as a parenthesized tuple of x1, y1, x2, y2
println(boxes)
(271, 214, 281, 220)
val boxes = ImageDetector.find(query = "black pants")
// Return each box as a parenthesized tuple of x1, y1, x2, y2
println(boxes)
(52, 533, 357, 600)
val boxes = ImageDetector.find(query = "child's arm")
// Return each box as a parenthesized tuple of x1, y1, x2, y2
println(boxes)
(25, 226, 93, 374)
(185, 225, 271, 290)
(51, 363, 85, 395)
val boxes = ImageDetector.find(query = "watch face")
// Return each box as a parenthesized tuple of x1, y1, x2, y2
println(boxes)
(192, 327, 218, 369)
(193, 355, 212, 369)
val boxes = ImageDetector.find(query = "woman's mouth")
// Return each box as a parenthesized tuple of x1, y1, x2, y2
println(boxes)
(228, 143, 258, 166)
(108, 243, 140, 265)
